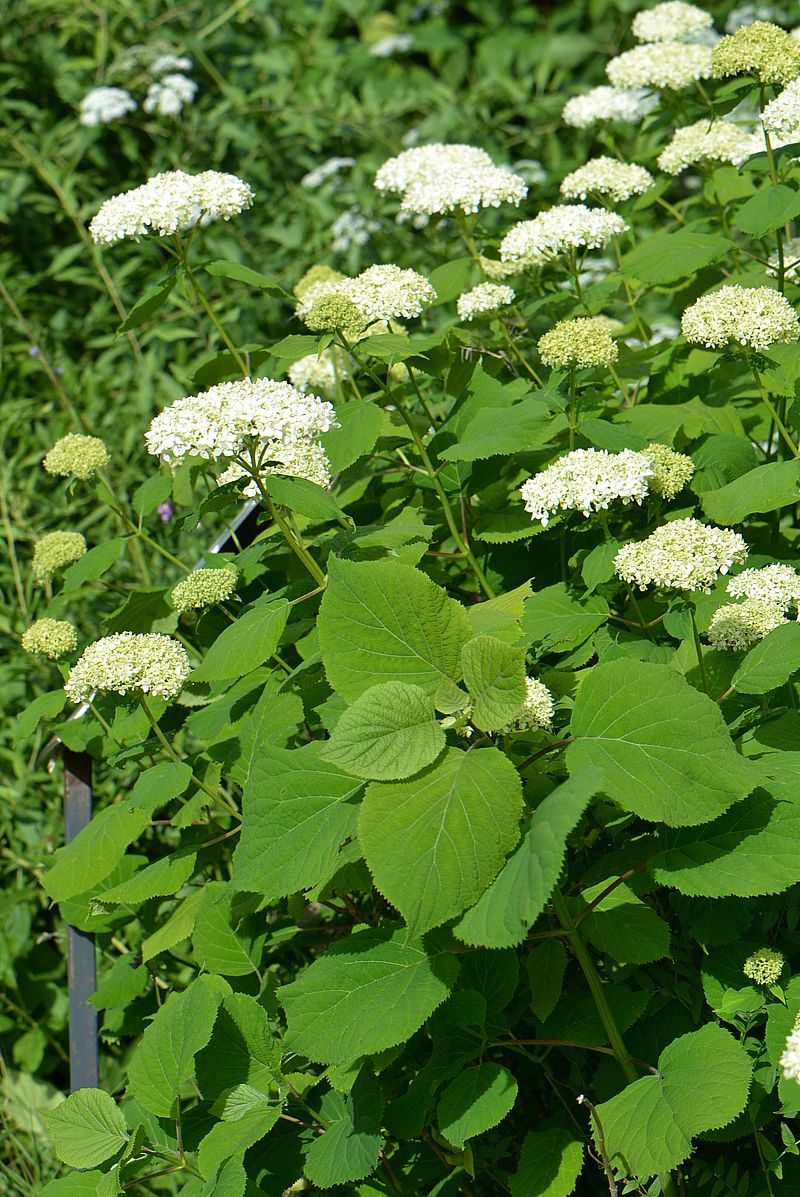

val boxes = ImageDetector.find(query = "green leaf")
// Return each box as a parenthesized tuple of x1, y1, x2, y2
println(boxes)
(303, 1064, 383, 1188)
(620, 231, 732, 284)
(437, 1063, 518, 1148)
(141, 887, 205, 962)
(580, 882, 671, 964)
(195, 992, 282, 1104)
(40, 1174, 104, 1196)
(199, 1158, 248, 1197)
(322, 400, 383, 473)
(360, 747, 523, 936)
(230, 676, 305, 786)
(45, 1089, 128, 1168)
(467, 580, 531, 643)
(442, 407, 566, 461)
(14, 689, 65, 744)
(522, 585, 608, 653)
(269, 334, 322, 361)
(732, 622, 800, 693)
(280, 928, 460, 1064)
(735, 184, 800, 236)
(454, 771, 603, 947)
(192, 882, 258, 976)
(100, 850, 196, 906)
(119, 276, 175, 331)
(202, 259, 291, 298)
(358, 332, 445, 362)
(131, 473, 172, 518)
(691, 434, 759, 494)
(127, 975, 224, 1117)
(322, 681, 445, 780)
(510, 1128, 584, 1197)
(567, 660, 755, 826)
(44, 803, 154, 902)
(527, 940, 568, 1023)
(318, 558, 471, 701)
(190, 599, 289, 683)
(129, 761, 193, 810)
(61, 538, 125, 593)
(198, 1107, 281, 1179)
(231, 742, 362, 897)
(701, 461, 800, 524)
(430, 258, 473, 303)
(597, 1025, 752, 1179)
(461, 636, 526, 731)
(263, 475, 346, 522)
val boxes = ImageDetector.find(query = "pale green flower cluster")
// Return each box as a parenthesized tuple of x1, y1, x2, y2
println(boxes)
(457, 283, 515, 322)
(521, 448, 653, 526)
(643, 442, 695, 500)
(502, 677, 555, 733)
(537, 317, 619, 369)
(559, 156, 653, 202)
(707, 563, 800, 650)
(89, 170, 254, 244)
(681, 285, 800, 351)
(657, 120, 754, 174)
(614, 518, 748, 593)
(43, 434, 110, 480)
(606, 42, 713, 90)
(21, 618, 77, 660)
(632, 2, 715, 43)
(293, 264, 345, 300)
(710, 21, 800, 85)
(171, 567, 238, 612)
(743, 947, 785, 985)
(32, 531, 87, 582)
(65, 632, 190, 702)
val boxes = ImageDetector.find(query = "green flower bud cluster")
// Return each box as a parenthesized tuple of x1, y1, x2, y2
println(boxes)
(743, 947, 785, 986)
(538, 317, 619, 369)
(43, 434, 110, 480)
(643, 442, 695, 500)
(32, 531, 87, 582)
(21, 618, 77, 660)
(171, 567, 238, 612)
(293, 264, 345, 302)
(711, 22, 800, 86)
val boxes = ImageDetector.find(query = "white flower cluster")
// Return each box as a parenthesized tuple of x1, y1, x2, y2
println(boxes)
(707, 564, 800, 650)
(457, 282, 515, 321)
(144, 72, 197, 116)
(681, 285, 800, 351)
(65, 632, 190, 703)
(503, 677, 555, 733)
(331, 206, 381, 253)
(368, 33, 415, 57)
(780, 1020, 800, 1084)
(499, 205, 629, 267)
(657, 120, 754, 173)
(79, 87, 137, 127)
(727, 5, 788, 34)
(560, 157, 653, 202)
(89, 170, 254, 244)
(288, 347, 350, 393)
(218, 440, 333, 495)
(301, 157, 356, 189)
(632, 2, 715, 43)
(297, 263, 436, 329)
(769, 237, 800, 283)
(150, 53, 193, 74)
(606, 42, 713, 90)
(374, 143, 527, 216)
(762, 79, 800, 136)
(562, 86, 658, 128)
(728, 563, 800, 606)
(521, 448, 654, 527)
(614, 518, 748, 593)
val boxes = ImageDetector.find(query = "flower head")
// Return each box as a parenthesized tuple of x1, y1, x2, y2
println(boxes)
(500, 205, 629, 267)
(606, 42, 713, 89)
(301, 157, 356, 189)
(151, 53, 193, 74)
(743, 947, 785, 985)
(79, 87, 136, 127)
(681, 285, 800, 351)
(761, 79, 800, 136)
(457, 283, 515, 322)
(643, 442, 695, 499)
(537, 317, 619, 369)
(560, 157, 653, 202)
(521, 448, 654, 527)
(21, 618, 77, 660)
(706, 598, 787, 650)
(32, 531, 87, 582)
(632, 2, 715, 43)
(780, 1019, 800, 1083)
(293, 265, 346, 300)
(562, 86, 659, 128)
(288, 347, 350, 392)
(43, 434, 110, 480)
(614, 518, 749, 592)
(218, 439, 333, 494)
(144, 73, 197, 117)
(65, 632, 190, 703)
(503, 677, 555, 732)
(711, 21, 800, 84)
(171, 567, 237, 612)
(89, 170, 254, 244)
(657, 120, 754, 173)
(727, 563, 800, 606)
(374, 144, 527, 215)
(296, 264, 436, 331)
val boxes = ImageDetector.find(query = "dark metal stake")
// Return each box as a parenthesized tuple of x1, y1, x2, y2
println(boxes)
(63, 749, 99, 1091)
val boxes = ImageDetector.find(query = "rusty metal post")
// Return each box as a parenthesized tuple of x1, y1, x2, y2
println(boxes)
(63, 748, 99, 1091)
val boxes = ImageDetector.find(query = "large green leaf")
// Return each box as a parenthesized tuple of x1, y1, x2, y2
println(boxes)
(45, 1089, 128, 1169)
(303, 1065, 383, 1188)
(567, 660, 754, 826)
(461, 635, 527, 731)
(527, 940, 568, 1023)
(322, 681, 445, 780)
(195, 992, 282, 1104)
(197, 1107, 281, 1179)
(510, 1128, 584, 1197)
(192, 882, 258, 976)
(522, 585, 608, 653)
(732, 622, 800, 694)
(620, 230, 731, 284)
(437, 1064, 518, 1148)
(44, 805, 151, 903)
(280, 928, 459, 1064)
(127, 976, 223, 1116)
(191, 599, 289, 683)
(580, 882, 670, 964)
(735, 184, 800, 236)
(701, 461, 800, 524)
(597, 1025, 752, 1179)
(141, 887, 204, 962)
(441, 407, 566, 461)
(318, 558, 471, 701)
(231, 742, 362, 897)
(322, 400, 383, 473)
(100, 850, 196, 907)
(359, 747, 523, 936)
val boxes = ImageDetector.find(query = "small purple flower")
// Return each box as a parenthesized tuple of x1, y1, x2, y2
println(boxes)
(157, 500, 174, 524)
(29, 345, 42, 357)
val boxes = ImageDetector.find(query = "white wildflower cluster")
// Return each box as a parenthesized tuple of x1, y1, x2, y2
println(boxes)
(657, 120, 754, 173)
(43, 434, 110, 480)
(743, 947, 785, 985)
(301, 157, 356, 189)
(761, 79, 800, 136)
(79, 87, 137, 127)
(707, 563, 800, 650)
(559, 157, 653, 202)
(499, 206, 629, 267)
(331, 206, 381, 253)
(644, 442, 694, 499)
(478, 255, 519, 280)
(614, 518, 749, 593)
(503, 677, 555, 733)
(727, 5, 788, 34)
(780, 1017, 800, 1084)
(218, 441, 333, 495)
(606, 42, 713, 90)
(537, 317, 619, 369)
(171, 567, 238, 612)
(21, 619, 77, 660)
(89, 170, 254, 244)
(65, 632, 190, 703)
(562, 86, 658, 128)
(681, 285, 800, 351)
(368, 33, 415, 57)
(512, 159, 547, 185)
(521, 448, 654, 527)
(374, 144, 527, 216)
(150, 53, 193, 74)
(457, 282, 515, 321)
(632, 2, 715, 43)
(297, 263, 436, 331)
(288, 347, 350, 393)
(33, 531, 87, 583)
(144, 73, 197, 117)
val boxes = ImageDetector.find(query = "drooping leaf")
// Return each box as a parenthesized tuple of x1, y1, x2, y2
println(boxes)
(44, 803, 153, 903)
(197, 1107, 282, 1179)
(45, 1089, 128, 1169)
(119, 275, 175, 331)
(192, 882, 258, 976)
(202, 258, 291, 297)
(461, 636, 527, 732)
(437, 1063, 518, 1149)
(191, 599, 289, 683)
(620, 231, 732, 284)
(14, 689, 66, 743)
(442, 407, 566, 461)
(322, 400, 383, 473)
(322, 681, 446, 780)
(195, 992, 282, 1104)
(141, 887, 205, 962)
(61, 539, 125, 593)
(263, 475, 346, 522)
(732, 622, 800, 694)
(100, 850, 196, 906)
(510, 1128, 584, 1197)
(527, 939, 568, 1024)
(701, 461, 800, 524)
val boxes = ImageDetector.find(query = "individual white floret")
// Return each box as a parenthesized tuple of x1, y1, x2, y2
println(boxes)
(614, 518, 749, 592)
(521, 448, 654, 527)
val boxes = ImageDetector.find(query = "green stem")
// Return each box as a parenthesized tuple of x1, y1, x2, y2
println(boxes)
(568, 366, 577, 451)
(749, 362, 798, 459)
(404, 364, 439, 428)
(174, 238, 249, 375)
(139, 697, 240, 819)
(259, 487, 326, 587)
(624, 581, 654, 642)
(690, 606, 710, 695)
